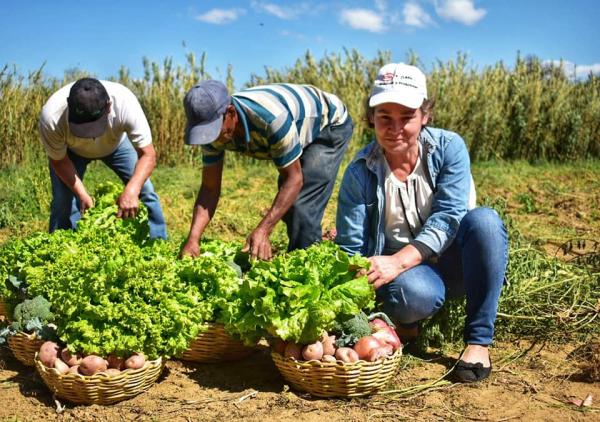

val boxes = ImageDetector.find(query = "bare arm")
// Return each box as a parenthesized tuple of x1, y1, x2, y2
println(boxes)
(49, 156, 94, 214)
(180, 161, 224, 258)
(117, 143, 157, 218)
(244, 159, 303, 260)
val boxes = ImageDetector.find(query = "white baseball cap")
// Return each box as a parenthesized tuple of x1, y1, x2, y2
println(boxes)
(369, 63, 428, 109)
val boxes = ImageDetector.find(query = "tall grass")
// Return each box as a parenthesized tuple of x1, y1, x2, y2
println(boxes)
(0, 50, 598, 169)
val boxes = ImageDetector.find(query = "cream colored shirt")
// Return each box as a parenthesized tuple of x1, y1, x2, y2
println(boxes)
(383, 154, 434, 253)
(39, 80, 152, 160)
(383, 147, 477, 254)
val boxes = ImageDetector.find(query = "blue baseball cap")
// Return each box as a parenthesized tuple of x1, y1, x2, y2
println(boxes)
(183, 80, 231, 146)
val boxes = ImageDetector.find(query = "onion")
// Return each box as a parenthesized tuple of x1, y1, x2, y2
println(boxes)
(353, 336, 383, 360)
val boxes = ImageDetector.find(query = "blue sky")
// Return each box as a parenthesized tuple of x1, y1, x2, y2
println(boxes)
(1, 0, 599, 87)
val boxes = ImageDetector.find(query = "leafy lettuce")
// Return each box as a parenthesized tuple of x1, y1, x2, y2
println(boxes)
(231, 241, 373, 345)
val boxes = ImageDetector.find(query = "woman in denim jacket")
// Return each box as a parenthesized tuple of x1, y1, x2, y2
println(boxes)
(335, 63, 508, 382)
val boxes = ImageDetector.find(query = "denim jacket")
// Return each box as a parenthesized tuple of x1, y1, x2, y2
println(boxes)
(335, 126, 473, 257)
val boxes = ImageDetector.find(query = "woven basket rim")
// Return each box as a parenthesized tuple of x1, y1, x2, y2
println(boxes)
(12, 331, 38, 339)
(35, 353, 163, 379)
(271, 348, 402, 367)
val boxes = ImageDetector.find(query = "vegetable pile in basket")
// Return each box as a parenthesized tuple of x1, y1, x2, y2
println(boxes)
(1, 183, 376, 365)
(0, 183, 243, 360)
(273, 311, 402, 363)
(230, 241, 374, 345)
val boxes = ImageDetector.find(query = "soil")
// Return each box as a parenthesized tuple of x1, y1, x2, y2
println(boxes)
(2, 341, 598, 421)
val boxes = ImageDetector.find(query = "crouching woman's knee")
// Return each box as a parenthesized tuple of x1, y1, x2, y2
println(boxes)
(376, 271, 445, 326)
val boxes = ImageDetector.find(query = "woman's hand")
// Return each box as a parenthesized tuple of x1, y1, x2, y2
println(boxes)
(365, 255, 405, 289)
(365, 245, 424, 289)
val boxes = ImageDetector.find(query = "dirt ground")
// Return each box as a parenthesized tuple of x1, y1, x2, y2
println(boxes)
(1, 340, 598, 422)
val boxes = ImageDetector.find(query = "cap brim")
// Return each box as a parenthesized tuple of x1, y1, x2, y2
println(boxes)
(69, 114, 109, 138)
(369, 90, 424, 109)
(184, 116, 223, 146)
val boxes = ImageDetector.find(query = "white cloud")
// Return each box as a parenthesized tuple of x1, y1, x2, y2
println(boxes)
(546, 60, 600, 79)
(280, 29, 307, 40)
(195, 8, 245, 24)
(576, 63, 600, 77)
(339, 8, 385, 33)
(251, 1, 312, 20)
(435, 0, 486, 25)
(403, 2, 434, 27)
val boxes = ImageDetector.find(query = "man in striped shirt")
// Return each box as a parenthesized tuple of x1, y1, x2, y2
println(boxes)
(180, 80, 353, 260)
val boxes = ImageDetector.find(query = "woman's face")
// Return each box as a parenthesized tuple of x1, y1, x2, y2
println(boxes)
(371, 102, 429, 155)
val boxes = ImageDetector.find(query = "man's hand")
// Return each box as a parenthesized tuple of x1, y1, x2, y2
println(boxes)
(116, 187, 140, 219)
(79, 192, 94, 215)
(179, 240, 201, 258)
(242, 227, 272, 260)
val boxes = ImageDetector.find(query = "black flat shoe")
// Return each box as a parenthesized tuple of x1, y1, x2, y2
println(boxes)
(450, 359, 492, 383)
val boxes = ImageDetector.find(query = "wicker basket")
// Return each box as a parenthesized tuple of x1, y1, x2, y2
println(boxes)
(8, 331, 45, 366)
(35, 355, 165, 405)
(271, 348, 403, 398)
(0, 300, 8, 321)
(178, 323, 253, 363)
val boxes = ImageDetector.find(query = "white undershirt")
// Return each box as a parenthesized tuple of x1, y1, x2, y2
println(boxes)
(383, 151, 433, 254)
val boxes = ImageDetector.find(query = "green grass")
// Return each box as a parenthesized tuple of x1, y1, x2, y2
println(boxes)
(1, 159, 598, 345)
(3, 159, 598, 252)
(472, 160, 600, 249)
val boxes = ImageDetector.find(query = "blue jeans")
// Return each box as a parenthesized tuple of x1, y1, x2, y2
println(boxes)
(49, 140, 168, 239)
(279, 116, 353, 250)
(376, 207, 508, 345)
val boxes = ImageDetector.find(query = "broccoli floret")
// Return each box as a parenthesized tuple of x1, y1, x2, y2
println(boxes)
(0, 295, 55, 344)
(332, 310, 372, 347)
(11, 295, 53, 331)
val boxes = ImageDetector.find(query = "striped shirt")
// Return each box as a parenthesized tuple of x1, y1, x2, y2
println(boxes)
(201, 83, 348, 168)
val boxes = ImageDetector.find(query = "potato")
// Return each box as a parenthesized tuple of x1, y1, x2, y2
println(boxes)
(105, 368, 121, 376)
(38, 341, 60, 368)
(68, 365, 80, 374)
(322, 335, 336, 356)
(79, 355, 107, 376)
(302, 341, 324, 361)
(335, 347, 359, 363)
(106, 354, 125, 369)
(322, 354, 337, 363)
(284, 343, 302, 360)
(124, 353, 146, 370)
(54, 358, 70, 375)
(60, 348, 81, 367)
